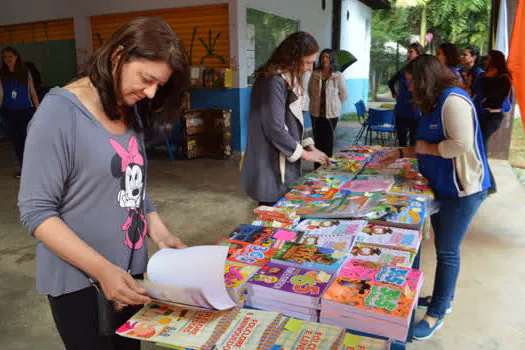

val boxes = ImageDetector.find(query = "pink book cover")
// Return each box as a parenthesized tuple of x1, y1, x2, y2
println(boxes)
(340, 180, 394, 193)
(339, 259, 423, 292)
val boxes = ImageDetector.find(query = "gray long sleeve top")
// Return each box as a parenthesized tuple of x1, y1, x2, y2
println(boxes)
(18, 87, 155, 297)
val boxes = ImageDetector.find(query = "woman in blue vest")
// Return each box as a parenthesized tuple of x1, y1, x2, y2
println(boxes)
(0, 47, 40, 178)
(459, 45, 484, 93)
(437, 43, 462, 79)
(471, 50, 512, 194)
(380, 55, 489, 340)
(388, 42, 424, 146)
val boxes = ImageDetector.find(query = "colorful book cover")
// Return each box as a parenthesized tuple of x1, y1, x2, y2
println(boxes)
(116, 302, 239, 349)
(341, 332, 391, 350)
(286, 186, 342, 201)
(355, 223, 420, 252)
(225, 225, 300, 250)
(275, 198, 338, 216)
(293, 219, 367, 237)
(298, 234, 356, 251)
(247, 262, 333, 299)
(354, 198, 424, 229)
(254, 206, 300, 222)
(322, 274, 419, 320)
(218, 240, 276, 266)
(388, 183, 434, 199)
(294, 174, 351, 189)
(301, 195, 370, 219)
(349, 243, 414, 267)
(360, 168, 405, 176)
(355, 175, 395, 181)
(251, 220, 297, 230)
(340, 258, 423, 294)
(271, 242, 348, 273)
(271, 318, 346, 350)
(224, 262, 260, 300)
(214, 309, 284, 350)
(340, 179, 395, 193)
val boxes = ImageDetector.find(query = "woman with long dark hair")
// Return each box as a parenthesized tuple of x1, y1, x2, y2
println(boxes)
(18, 17, 188, 349)
(240, 32, 330, 206)
(388, 42, 425, 146)
(308, 48, 348, 168)
(459, 45, 483, 90)
(437, 43, 462, 79)
(380, 55, 489, 340)
(471, 49, 512, 194)
(0, 47, 40, 177)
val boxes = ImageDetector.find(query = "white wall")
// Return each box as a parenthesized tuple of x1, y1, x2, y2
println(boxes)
(340, 0, 372, 81)
(237, 0, 333, 89)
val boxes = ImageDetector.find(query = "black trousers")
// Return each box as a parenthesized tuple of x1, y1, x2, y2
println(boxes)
(3, 107, 34, 166)
(311, 116, 338, 169)
(479, 112, 504, 192)
(395, 116, 419, 147)
(48, 286, 141, 350)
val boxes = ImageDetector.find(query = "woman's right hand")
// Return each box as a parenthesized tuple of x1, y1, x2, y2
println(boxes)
(95, 262, 151, 306)
(303, 149, 331, 166)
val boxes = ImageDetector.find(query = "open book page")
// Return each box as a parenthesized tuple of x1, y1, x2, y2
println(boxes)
(145, 245, 237, 310)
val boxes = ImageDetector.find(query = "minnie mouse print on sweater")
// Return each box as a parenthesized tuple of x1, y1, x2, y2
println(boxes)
(110, 136, 147, 250)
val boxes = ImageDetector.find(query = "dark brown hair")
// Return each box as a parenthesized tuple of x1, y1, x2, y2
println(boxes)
(255, 31, 319, 88)
(488, 50, 512, 78)
(80, 17, 188, 133)
(408, 42, 425, 56)
(1, 47, 29, 84)
(405, 54, 460, 114)
(438, 43, 460, 67)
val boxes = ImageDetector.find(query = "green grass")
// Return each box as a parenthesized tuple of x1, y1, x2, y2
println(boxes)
(341, 113, 358, 122)
(509, 117, 525, 167)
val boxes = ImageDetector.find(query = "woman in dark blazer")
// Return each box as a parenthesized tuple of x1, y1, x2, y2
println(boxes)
(240, 32, 330, 206)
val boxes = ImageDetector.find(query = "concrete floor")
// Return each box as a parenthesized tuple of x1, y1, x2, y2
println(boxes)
(1, 123, 525, 349)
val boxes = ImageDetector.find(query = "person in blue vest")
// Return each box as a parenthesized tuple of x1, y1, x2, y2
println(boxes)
(437, 43, 462, 79)
(0, 47, 40, 178)
(388, 42, 424, 147)
(380, 55, 489, 340)
(471, 50, 512, 195)
(459, 45, 484, 91)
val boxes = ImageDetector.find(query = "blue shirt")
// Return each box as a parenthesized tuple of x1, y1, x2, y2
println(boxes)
(394, 69, 420, 120)
(416, 87, 490, 197)
(1, 72, 33, 110)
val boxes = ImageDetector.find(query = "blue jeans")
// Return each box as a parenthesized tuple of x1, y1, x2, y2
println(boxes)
(427, 190, 488, 319)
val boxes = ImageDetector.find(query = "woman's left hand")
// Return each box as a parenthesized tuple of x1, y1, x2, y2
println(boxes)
(156, 233, 187, 250)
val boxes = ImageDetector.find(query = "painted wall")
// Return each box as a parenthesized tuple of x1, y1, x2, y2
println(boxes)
(340, 0, 372, 113)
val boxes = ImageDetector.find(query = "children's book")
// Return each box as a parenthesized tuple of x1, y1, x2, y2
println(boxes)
(298, 234, 356, 252)
(293, 219, 367, 237)
(388, 183, 434, 199)
(218, 240, 276, 267)
(275, 198, 339, 216)
(340, 179, 395, 193)
(354, 223, 421, 253)
(349, 243, 414, 267)
(286, 186, 342, 201)
(246, 262, 333, 308)
(224, 262, 260, 303)
(294, 174, 352, 189)
(116, 302, 239, 349)
(251, 220, 297, 230)
(142, 246, 238, 311)
(340, 258, 423, 294)
(360, 168, 405, 176)
(301, 195, 370, 219)
(340, 332, 391, 350)
(214, 309, 285, 350)
(224, 225, 301, 250)
(254, 206, 300, 223)
(322, 268, 422, 323)
(271, 242, 348, 273)
(271, 318, 346, 350)
(354, 175, 395, 181)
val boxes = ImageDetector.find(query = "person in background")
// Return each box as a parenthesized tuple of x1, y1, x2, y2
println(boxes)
(459, 45, 484, 92)
(240, 32, 330, 207)
(471, 50, 512, 195)
(388, 42, 425, 147)
(18, 17, 188, 350)
(308, 48, 348, 168)
(25, 61, 49, 101)
(437, 43, 462, 79)
(0, 47, 40, 178)
(380, 55, 489, 340)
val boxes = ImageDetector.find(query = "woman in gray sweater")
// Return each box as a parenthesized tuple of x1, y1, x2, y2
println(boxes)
(240, 32, 330, 206)
(18, 17, 188, 350)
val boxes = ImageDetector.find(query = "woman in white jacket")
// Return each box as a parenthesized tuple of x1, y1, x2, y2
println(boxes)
(308, 49, 348, 168)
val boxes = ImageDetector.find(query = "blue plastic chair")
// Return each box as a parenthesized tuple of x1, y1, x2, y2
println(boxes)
(147, 119, 183, 161)
(365, 108, 396, 146)
(354, 100, 369, 145)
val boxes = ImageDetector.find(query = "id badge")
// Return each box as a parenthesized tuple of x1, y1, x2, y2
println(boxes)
(11, 90, 17, 100)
